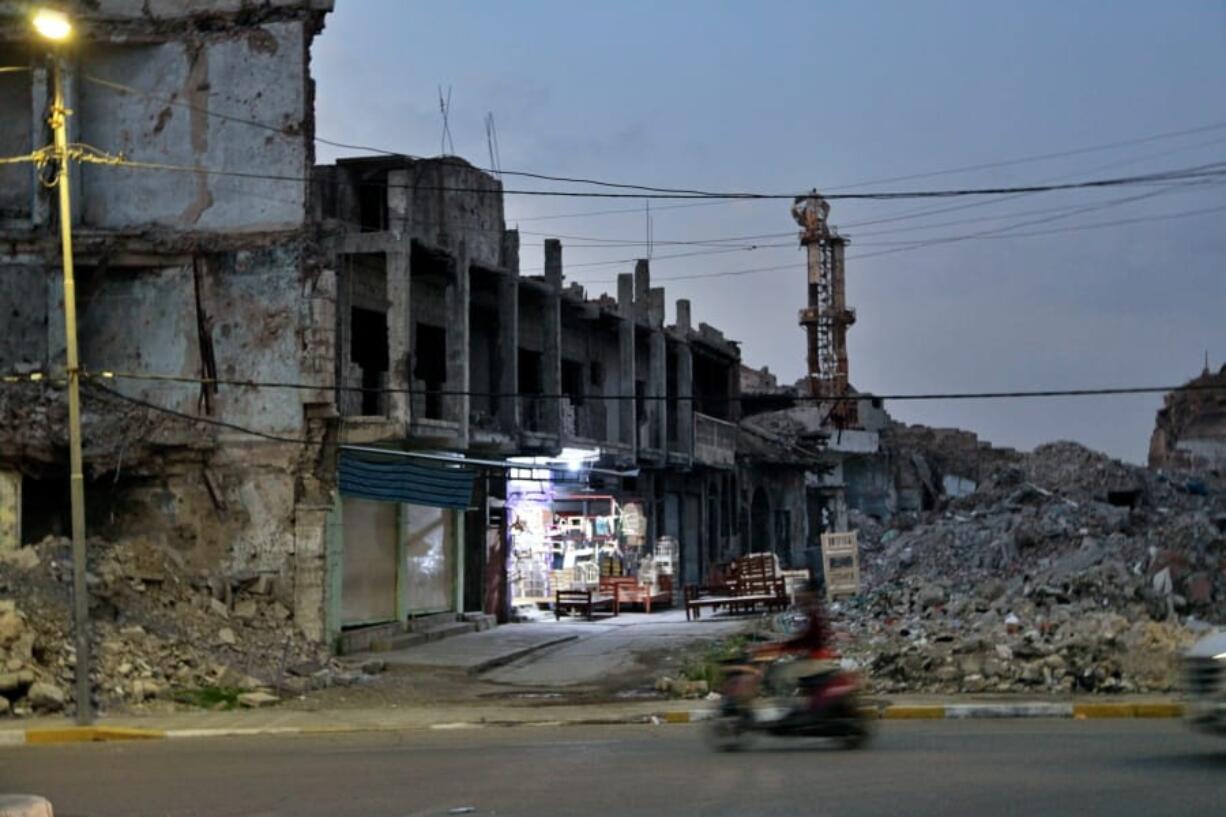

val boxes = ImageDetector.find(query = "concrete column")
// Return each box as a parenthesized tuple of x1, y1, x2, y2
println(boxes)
(334, 257, 352, 415)
(387, 169, 415, 236)
(497, 270, 519, 433)
(502, 230, 520, 274)
(386, 250, 411, 424)
(646, 277, 667, 455)
(445, 248, 471, 446)
(293, 505, 328, 643)
(29, 66, 49, 227)
(617, 273, 636, 455)
(542, 240, 563, 440)
(0, 471, 20, 552)
(649, 329, 666, 454)
(677, 336, 694, 462)
(499, 231, 521, 433)
(634, 259, 650, 307)
(676, 299, 692, 335)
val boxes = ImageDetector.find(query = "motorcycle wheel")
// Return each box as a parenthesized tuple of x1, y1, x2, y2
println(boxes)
(706, 714, 751, 752)
(839, 718, 872, 750)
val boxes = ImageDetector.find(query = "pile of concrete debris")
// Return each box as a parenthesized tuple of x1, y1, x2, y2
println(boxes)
(0, 536, 377, 718)
(838, 441, 1225, 695)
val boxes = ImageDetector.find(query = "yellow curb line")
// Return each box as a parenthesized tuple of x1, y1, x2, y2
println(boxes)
(882, 706, 946, 720)
(1072, 704, 1136, 719)
(25, 726, 165, 745)
(1135, 703, 1185, 718)
(662, 711, 692, 724)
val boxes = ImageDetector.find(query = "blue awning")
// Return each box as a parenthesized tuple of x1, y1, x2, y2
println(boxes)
(339, 451, 477, 509)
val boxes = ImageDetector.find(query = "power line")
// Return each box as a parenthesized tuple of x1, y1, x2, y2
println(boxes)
(74, 146, 1226, 201)
(823, 121, 1226, 191)
(847, 201, 1226, 263)
(88, 381, 311, 444)
(78, 72, 1226, 207)
(65, 369, 1226, 404)
(572, 198, 1226, 285)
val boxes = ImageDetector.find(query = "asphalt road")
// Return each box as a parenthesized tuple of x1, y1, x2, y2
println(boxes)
(2, 721, 1224, 817)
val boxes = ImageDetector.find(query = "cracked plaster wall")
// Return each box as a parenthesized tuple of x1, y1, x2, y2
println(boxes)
(77, 22, 310, 232)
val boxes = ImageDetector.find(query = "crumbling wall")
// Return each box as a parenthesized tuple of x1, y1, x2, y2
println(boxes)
(0, 265, 47, 371)
(843, 454, 895, 518)
(0, 0, 338, 646)
(77, 22, 312, 232)
(387, 158, 505, 268)
(1150, 366, 1226, 470)
(0, 51, 30, 222)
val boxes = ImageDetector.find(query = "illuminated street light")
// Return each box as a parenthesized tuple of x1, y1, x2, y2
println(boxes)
(32, 8, 72, 41)
(32, 5, 92, 725)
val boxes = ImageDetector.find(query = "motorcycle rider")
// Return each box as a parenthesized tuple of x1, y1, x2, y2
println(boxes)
(760, 579, 837, 698)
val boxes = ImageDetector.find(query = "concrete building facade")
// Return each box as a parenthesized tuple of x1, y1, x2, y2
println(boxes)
(0, 1, 824, 653)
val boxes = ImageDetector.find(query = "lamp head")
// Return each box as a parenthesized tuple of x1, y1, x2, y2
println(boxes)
(32, 8, 73, 42)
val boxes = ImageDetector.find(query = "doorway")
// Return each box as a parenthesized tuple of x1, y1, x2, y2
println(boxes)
(340, 497, 399, 627)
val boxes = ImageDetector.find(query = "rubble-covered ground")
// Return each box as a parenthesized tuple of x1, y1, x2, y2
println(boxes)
(0, 536, 381, 718)
(837, 441, 1226, 695)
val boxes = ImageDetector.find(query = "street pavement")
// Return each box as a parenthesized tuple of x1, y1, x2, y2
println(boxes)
(3, 720, 1223, 817)
(482, 610, 748, 687)
(348, 609, 750, 688)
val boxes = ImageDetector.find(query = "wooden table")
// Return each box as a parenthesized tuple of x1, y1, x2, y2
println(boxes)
(555, 589, 618, 620)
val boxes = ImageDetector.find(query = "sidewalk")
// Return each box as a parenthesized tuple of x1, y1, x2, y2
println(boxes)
(0, 693, 1188, 747)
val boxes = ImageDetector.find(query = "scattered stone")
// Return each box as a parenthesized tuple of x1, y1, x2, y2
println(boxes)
(0, 548, 40, 571)
(27, 682, 65, 712)
(233, 599, 258, 620)
(0, 608, 24, 646)
(237, 691, 279, 708)
(916, 583, 947, 609)
(130, 679, 162, 701)
(217, 627, 237, 646)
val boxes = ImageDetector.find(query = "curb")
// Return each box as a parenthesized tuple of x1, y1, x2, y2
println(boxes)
(23, 726, 165, 745)
(654, 701, 1188, 724)
(0, 701, 1189, 746)
(466, 635, 582, 676)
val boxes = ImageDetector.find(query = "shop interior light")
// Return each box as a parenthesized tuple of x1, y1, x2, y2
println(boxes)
(558, 447, 600, 472)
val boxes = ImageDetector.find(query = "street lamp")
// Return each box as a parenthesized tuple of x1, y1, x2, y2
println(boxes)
(32, 9, 72, 41)
(33, 6, 93, 726)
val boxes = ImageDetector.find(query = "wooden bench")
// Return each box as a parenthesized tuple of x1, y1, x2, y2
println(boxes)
(554, 589, 618, 620)
(684, 580, 787, 620)
(684, 554, 789, 620)
(600, 575, 674, 614)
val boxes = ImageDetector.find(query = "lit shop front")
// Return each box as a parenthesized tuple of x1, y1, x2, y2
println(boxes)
(505, 450, 675, 612)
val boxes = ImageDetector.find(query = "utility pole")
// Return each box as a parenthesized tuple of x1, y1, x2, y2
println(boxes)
(34, 7, 93, 725)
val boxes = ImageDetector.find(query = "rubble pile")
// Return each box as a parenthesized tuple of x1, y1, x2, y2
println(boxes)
(840, 441, 1226, 695)
(0, 536, 375, 718)
(0, 382, 176, 469)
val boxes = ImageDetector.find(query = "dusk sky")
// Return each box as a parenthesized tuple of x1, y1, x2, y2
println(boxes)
(313, 0, 1226, 463)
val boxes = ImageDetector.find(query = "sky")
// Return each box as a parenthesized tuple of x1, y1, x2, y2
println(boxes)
(312, 0, 1226, 464)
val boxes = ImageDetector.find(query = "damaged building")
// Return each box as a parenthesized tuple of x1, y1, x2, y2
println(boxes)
(1149, 362, 1226, 470)
(0, 0, 823, 655)
(0, 0, 340, 641)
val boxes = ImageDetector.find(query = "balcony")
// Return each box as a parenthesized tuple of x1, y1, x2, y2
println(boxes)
(694, 412, 736, 469)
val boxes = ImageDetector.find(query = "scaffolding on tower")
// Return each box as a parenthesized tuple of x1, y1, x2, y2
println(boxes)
(792, 190, 858, 428)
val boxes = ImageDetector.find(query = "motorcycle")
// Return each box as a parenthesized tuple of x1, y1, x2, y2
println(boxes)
(705, 645, 873, 751)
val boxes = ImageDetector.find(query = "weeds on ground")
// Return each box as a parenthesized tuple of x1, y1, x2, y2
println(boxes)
(172, 685, 242, 710)
(679, 634, 750, 690)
